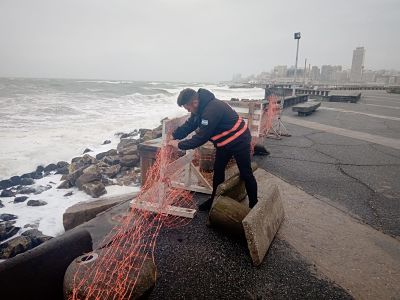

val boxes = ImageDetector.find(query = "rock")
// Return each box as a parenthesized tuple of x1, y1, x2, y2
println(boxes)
(101, 177, 114, 186)
(55, 165, 69, 175)
(57, 161, 69, 168)
(69, 154, 97, 173)
(76, 172, 102, 189)
(21, 173, 32, 179)
(0, 214, 18, 221)
(83, 148, 92, 154)
(96, 149, 118, 160)
(120, 155, 139, 168)
(18, 186, 37, 194)
(117, 138, 139, 154)
(102, 155, 120, 166)
(63, 193, 135, 230)
(81, 181, 106, 198)
(27, 200, 48, 207)
(103, 165, 121, 178)
(36, 166, 45, 173)
(0, 221, 20, 242)
(20, 177, 35, 186)
(30, 171, 43, 180)
(14, 196, 29, 203)
(57, 180, 72, 189)
(33, 185, 52, 195)
(60, 166, 87, 187)
(1, 189, 15, 197)
(119, 145, 138, 156)
(102, 140, 111, 145)
(64, 191, 73, 197)
(10, 176, 21, 186)
(44, 163, 58, 172)
(0, 200, 3, 208)
(139, 128, 151, 138)
(0, 235, 33, 259)
(143, 129, 161, 141)
(21, 229, 52, 247)
(0, 179, 13, 190)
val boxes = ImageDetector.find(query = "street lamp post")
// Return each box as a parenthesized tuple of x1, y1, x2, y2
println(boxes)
(293, 32, 301, 96)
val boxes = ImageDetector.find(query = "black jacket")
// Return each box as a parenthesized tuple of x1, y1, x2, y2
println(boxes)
(173, 88, 251, 150)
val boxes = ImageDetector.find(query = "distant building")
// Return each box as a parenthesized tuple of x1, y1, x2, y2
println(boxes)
(362, 70, 376, 83)
(232, 73, 243, 83)
(350, 47, 365, 82)
(310, 66, 320, 81)
(273, 65, 288, 78)
(321, 65, 334, 82)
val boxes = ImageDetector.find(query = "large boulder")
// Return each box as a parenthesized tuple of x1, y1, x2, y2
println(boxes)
(96, 149, 117, 160)
(33, 185, 52, 195)
(14, 196, 28, 203)
(103, 164, 121, 178)
(20, 177, 35, 186)
(117, 138, 139, 154)
(44, 163, 57, 172)
(1, 189, 15, 197)
(102, 155, 120, 166)
(119, 145, 137, 156)
(0, 214, 18, 222)
(76, 166, 102, 189)
(0, 179, 12, 190)
(10, 176, 21, 186)
(58, 166, 86, 188)
(69, 154, 97, 173)
(0, 200, 3, 208)
(0, 221, 20, 242)
(18, 186, 37, 194)
(21, 229, 52, 247)
(27, 200, 48, 207)
(57, 180, 72, 189)
(0, 236, 32, 259)
(120, 155, 139, 168)
(81, 181, 107, 198)
(143, 129, 161, 141)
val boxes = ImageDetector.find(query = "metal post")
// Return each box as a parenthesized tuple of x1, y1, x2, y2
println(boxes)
(293, 33, 301, 96)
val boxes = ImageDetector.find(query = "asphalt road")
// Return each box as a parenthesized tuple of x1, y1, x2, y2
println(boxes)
(257, 90, 400, 238)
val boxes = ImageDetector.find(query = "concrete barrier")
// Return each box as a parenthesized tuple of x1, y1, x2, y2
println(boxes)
(242, 169, 285, 266)
(0, 229, 92, 300)
(292, 101, 321, 116)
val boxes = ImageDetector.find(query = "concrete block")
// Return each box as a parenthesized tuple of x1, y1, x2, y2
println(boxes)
(0, 229, 92, 300)
(242, 169, 285, 266)
(63, 193, 137, 231)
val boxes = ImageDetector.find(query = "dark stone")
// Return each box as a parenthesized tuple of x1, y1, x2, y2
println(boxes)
(0, 236, 32, 259)
(30, 172, 43, 180)
(0, 200, 3, 208)
(76, 173, 102, 189)
(1, 189, 15, 197)
(14, 196, 28, 203)
(27, 200, 47, 207)
(20, 177, 34, 186)
(21, 229, 52, 247)
(18, 186, 37, 194)
(0, 179, 13, 190)
(81, 181, 107, 198)
(0, 214, 18, 221)
(63, 192, 73, 197)
(120, 155, 139, 168)
(103, 165, 121, 178)
(56, 161, 69, 169)
(21, 173, 32, 179)
(96, 149, 118, 160)
(10, 176, 21, 186)
(0, 229, 92, 300)
(36, 166, 45, 173)
(0, 221, 20, 242)
(44, 163, 57, 172)
(83, 148, 92, 154)
(55, 166, 69, 175)
(102, 140, 111, 145)
(139, 128, 151, 138)
(102, 155, 120, 166)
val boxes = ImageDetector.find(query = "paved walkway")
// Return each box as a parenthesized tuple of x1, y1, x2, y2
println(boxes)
(264, 171, 400, 299)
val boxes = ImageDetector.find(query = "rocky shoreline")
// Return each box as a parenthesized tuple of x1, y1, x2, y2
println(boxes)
(0, 123, 163, 259)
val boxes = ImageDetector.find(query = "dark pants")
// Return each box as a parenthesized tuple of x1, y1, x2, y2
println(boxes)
(211, 141, 258, 207)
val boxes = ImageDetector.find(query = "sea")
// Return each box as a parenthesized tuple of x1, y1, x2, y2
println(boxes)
(0, 77, 264, 237)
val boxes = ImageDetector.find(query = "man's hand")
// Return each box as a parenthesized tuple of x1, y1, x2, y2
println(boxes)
(167, 139, 179, 149)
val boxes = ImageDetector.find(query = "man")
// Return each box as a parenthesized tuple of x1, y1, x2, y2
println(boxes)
(168, 88, 258, 211)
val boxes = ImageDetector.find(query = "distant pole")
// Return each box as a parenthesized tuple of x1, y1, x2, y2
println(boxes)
(293, 32, 301, 96)
(303, 58, 307, 85)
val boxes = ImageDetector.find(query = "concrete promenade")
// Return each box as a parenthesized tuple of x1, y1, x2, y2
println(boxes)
(254, 90, 400, 298)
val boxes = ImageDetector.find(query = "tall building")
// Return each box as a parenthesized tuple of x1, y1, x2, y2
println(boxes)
(321, 65, 334, 82)
(310, 66, 320, 81)
(273, 65, 287, 78)
(350, 47, 365, 82)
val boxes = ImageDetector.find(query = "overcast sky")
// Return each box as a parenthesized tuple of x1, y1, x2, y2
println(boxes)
(0, 0, 399, 82)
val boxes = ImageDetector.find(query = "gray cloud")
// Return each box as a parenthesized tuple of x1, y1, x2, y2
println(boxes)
(0, 0, 399, 81)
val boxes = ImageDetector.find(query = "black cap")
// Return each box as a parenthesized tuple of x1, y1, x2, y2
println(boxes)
(177, 88, 197, 106)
